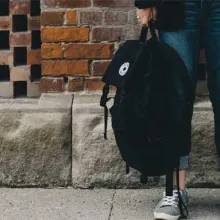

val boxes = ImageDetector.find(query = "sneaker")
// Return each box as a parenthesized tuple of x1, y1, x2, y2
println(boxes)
(153, 189, 189, 220)
(217, 157, 220, 171)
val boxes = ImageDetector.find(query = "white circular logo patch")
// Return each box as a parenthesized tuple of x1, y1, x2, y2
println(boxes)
(119, 62, 130, 76)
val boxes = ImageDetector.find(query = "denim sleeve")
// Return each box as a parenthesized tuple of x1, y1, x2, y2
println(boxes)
(134, 0, 161, 8)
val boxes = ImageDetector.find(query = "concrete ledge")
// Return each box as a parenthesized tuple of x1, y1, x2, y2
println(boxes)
(1, 92, 219, 188)
(0, 94, 73, 187)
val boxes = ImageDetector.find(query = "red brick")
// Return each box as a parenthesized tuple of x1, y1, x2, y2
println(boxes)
(0, 51, 13, 65)
(10, 33, 31, 47)
(92, 61, 111, 76)
(104, 11, 127, 25)
(66, 11, 78, 25)
(10, 1, 30, 14)
(28, 17, 40, 30)
(92, 27, 122, 42)
(42, 60, 89, 76)
(41, 44, 63, 59)
(42, 0, 90, 8)
(40, 77, 64, 92)
(93, 0, 133, 8)
(80, 11, 102, 25)
(0, 17, 11, 30)
(65, 44, 114, 59)
(68, 78, 84, 91)
(41, 27, 89, 42)
(85, 77, 104, 90)
(41, 11, 65, 26)
(27, 50, 42, 65)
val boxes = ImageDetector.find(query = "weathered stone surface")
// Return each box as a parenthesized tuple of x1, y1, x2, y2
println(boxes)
(72, 94, 162, 188)
(0, 94, 73, 187)
(188, 100, 220, 187)
(72, 94, 220, 188)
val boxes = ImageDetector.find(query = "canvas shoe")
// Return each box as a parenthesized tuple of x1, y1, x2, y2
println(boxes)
(154, 188, 189, 220)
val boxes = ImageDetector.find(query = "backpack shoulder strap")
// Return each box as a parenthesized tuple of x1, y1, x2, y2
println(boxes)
(100, 84, 111, 139)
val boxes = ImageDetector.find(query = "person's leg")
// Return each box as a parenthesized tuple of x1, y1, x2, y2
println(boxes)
(159, 29, 200, 177)
(203, 0, 220, 170)
(154, 2, 201, 220)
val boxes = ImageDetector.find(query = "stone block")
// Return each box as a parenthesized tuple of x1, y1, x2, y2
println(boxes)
(188, 100, 220, 187)
(0, 94, 73, 187)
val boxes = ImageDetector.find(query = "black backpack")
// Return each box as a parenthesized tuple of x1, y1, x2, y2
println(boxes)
(100, 24, 192, 216)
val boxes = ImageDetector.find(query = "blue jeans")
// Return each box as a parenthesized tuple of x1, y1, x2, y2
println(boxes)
(159, 0, 220, 170)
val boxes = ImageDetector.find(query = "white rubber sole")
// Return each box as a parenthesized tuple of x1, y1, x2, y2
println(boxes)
(154, 212, 180, 220)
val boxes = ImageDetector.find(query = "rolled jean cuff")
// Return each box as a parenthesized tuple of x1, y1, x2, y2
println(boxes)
(178, 156, 189, 170)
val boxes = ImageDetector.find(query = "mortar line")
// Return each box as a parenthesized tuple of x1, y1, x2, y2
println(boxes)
(108, 189, 116, 220)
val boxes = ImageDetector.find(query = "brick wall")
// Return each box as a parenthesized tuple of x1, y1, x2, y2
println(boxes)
(0, 0, 207, 97)
(40, 0, 140, 92)
(0, 0, 41, 98)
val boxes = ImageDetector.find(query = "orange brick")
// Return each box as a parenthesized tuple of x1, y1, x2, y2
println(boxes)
(0, 17, 11, 30)
(27, 50, 41, 65)
(85, 78, 104, 90)
(65, 44, 114, 59)
(68, 78, 84, 91)
(41, 27, 89, 43)
(42, 60, 89, 76)
(66, 11, 78, 25)
(41, 44, 63, 59)
(41, 11, 65, 26)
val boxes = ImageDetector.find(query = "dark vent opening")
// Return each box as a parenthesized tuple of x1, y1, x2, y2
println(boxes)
(0, 31, 9, 49)
(0, 0, 9, 16)
(14, 81, 27, 98)
(64, 76, 68, 84)
(31, 65, 41, 81)
(13, 15, 28, 32)
(0, 65, 10, 81)
(14, 47, 27, 66)
(31, 30, 41, 49)
(30, 0, 41, 16)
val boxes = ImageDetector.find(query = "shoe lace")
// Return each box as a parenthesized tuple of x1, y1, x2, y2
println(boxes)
(161, 192, 179, 208)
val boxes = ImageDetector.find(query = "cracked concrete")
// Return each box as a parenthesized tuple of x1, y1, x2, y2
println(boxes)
(0, 188, 220, 220)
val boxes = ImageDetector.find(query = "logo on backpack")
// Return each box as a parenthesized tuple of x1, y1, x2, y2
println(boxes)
(119, 62, 130, 76)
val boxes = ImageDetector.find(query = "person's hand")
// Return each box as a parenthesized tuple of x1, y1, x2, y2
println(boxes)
(136, 8, 157, 26)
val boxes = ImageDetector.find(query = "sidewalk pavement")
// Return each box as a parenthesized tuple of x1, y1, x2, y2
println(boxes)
(1, 188, 220, 220)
